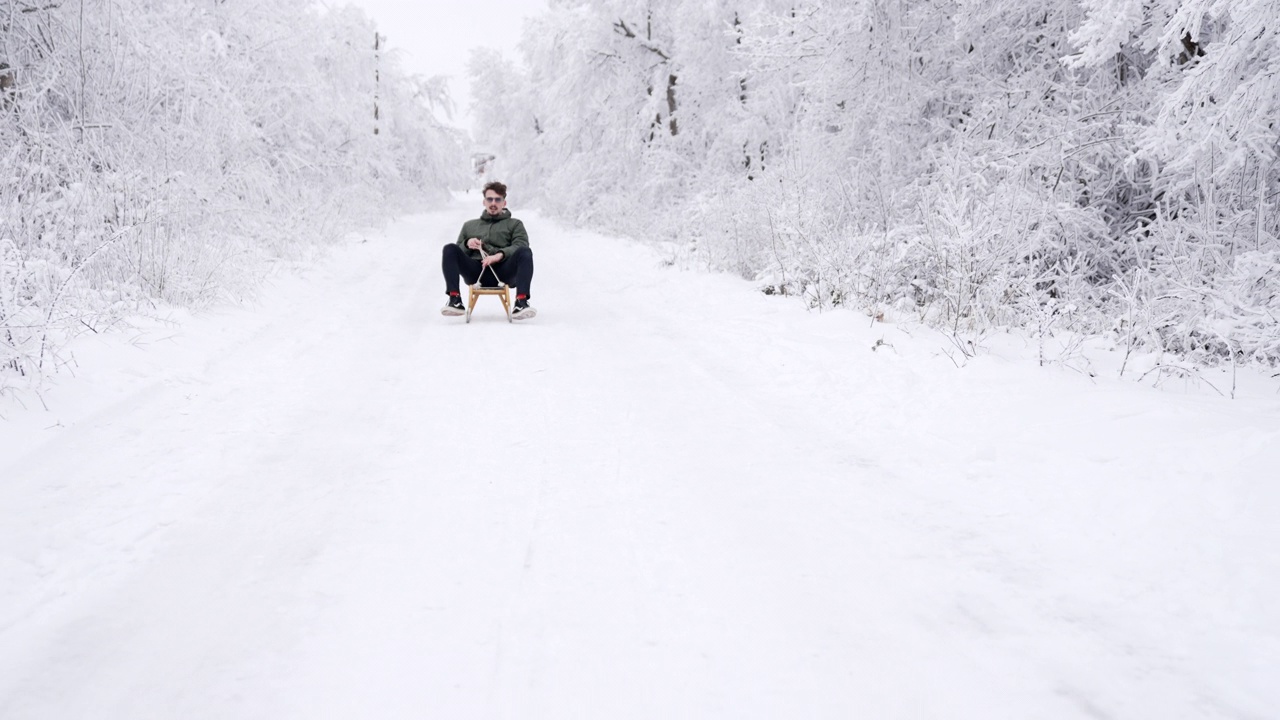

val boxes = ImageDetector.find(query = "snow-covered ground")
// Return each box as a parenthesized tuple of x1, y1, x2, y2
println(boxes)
(2, 197, 1277, 719)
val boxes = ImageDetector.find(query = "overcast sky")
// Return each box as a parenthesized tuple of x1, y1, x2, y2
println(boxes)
(337, 0, 549, 133)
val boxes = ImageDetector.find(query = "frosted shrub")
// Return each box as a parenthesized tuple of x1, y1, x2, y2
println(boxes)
(474, 0, 1279, 369)
(0, 1, 465, 396)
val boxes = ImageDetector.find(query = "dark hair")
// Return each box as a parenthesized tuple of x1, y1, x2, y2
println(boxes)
(483, 181, 507, 198)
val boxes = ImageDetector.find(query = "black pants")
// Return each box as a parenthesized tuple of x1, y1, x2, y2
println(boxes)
(442, 244, 534, 298)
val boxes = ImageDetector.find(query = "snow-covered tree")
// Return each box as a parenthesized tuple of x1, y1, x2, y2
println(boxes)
(475, 0, 1279, 367)
(1, 0, 466, 393)
(1069, 0, 1280, 362)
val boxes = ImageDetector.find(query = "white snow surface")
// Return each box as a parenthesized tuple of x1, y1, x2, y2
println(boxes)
(2, 199, 1278, 719)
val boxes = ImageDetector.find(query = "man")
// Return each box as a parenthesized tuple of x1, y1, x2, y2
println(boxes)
(441, 181, 536, 320)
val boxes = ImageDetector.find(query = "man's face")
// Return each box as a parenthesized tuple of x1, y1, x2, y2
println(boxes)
(483, 192, 506, 214)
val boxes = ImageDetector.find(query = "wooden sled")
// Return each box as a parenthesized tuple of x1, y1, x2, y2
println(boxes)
(465, 282, 511, 323)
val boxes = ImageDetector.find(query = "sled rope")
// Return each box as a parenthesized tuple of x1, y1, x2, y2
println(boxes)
(479, 248, 504, 287)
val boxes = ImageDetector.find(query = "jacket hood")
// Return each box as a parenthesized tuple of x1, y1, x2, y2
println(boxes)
(480, 208, 512, 222)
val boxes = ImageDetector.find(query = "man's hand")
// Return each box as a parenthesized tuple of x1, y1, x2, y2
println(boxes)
(481, 251, 504, 267)
(466, 237, 484, 251)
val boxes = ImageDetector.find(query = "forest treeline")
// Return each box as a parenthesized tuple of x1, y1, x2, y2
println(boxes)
(1, 0, 464, 395)
(472, 0, 1278, 370)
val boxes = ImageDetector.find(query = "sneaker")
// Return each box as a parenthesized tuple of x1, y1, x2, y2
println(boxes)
(512, 298, 537, 321)
(441, 294, 465, 316)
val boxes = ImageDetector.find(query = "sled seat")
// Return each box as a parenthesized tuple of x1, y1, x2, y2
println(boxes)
(466, 280, 511, 323)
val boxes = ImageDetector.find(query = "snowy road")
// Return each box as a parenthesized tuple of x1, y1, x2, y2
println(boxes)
(2, 200, 1278, 719)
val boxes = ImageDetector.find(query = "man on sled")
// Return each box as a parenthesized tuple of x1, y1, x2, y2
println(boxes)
(440, 181, 536, 321)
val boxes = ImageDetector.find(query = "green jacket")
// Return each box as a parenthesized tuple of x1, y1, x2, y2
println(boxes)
(456, 209, 529, 261)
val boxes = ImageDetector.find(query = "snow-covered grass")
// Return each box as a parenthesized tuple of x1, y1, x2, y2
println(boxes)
(1, 197, 1277, 718)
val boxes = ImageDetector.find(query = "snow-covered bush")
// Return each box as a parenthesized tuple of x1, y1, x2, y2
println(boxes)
(474, 0, 1279, 369)
(0, 1, 465, 395)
